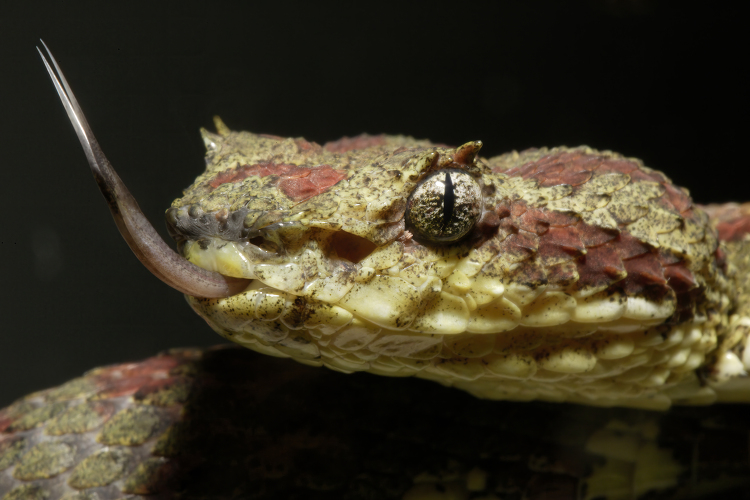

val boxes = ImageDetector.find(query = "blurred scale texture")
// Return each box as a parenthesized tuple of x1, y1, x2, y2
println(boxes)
(1, 347, 750, 499)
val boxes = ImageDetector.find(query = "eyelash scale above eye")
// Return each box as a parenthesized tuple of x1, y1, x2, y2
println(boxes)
(405, 169, 482, 244)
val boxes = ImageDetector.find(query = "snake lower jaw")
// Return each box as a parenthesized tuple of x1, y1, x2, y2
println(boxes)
(186, 276, 740, 410)
(174, 223, 744, 410)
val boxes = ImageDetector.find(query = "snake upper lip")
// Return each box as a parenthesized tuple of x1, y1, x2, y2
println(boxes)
(38, 41, 251, 298)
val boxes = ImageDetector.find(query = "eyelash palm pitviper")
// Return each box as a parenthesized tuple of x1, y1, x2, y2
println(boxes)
(2, 43, 750, 500)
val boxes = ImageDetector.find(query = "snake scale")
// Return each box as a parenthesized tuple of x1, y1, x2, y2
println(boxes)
(2, 44, 750, 500)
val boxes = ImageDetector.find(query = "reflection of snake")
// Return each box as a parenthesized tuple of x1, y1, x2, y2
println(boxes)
(2, 44, 750, 499)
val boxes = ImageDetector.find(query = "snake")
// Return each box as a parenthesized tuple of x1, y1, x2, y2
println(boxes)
(1, 44, 750, 499)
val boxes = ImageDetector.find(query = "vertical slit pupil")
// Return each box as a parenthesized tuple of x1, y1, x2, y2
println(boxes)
(443, 172, 455, 231)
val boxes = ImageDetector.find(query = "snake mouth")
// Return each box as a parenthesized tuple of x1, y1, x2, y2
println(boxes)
(38, 42, 250, 298)
(170, 220, 382, 301)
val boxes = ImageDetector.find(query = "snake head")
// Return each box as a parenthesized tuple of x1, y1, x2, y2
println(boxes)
(167, 120, 738, 409)
(168, 121, 500, 332)
(41, 43, 745, 409)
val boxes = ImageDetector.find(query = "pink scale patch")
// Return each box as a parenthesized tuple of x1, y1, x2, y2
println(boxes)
(278, 166, 349, 202)
(634, 168, 669, 184)
(95, 376, 157, 399)
(209, 163, 298, 188)
(514, 209, 550, 235)
(663, 263, 698, 291)
(595, 158, 640, 175)
(575, 245, 626, 289)
(578, 155, 604, 171)
(505, 150, 646, 191)
(620, 253, 667, 294)
(490, 151, 709, 322)
(663, 185, 692, 214)
(209, 162, 348, 202)
(488, 192, 705, 322)
(613, 231, 651, 260)
(716, 216, 750, 242)
(540, 168, 593, 188)
(503, 160, 538, 177)
(533, 162, 565, 177)
(324, 134, 387, 153)
(0, 415, 14, 433)
(574, 221, 618, 247)
(538, 230, 584, 268)
(540, 226, 586, 255)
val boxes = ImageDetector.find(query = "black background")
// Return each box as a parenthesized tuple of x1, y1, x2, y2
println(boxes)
(0, 1, 746, 407)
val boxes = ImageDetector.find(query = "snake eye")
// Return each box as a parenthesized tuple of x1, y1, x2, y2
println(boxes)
(406, 169, 482, 243)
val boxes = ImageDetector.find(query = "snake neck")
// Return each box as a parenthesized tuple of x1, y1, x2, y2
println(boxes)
(704, 202, 750, 400)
